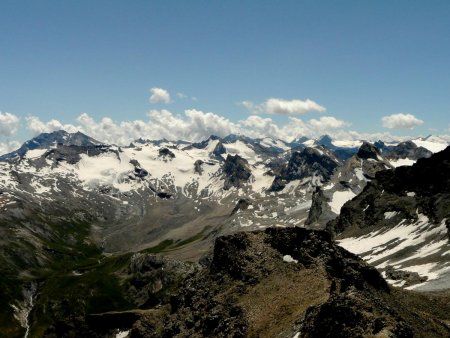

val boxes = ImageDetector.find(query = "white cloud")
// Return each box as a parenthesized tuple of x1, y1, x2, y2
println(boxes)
(76, 113, 152, 145)
(0, 140, 21, 156)
(24, 111, 354, 145)
(147, 109, 239, 141)
(242, 98, 326, 116)
(308, 116, 349, 130)
(239, 115, 281, 138)
(149, 87, 171, 104)
(24, 109, 433, 147)
(26, 116, 79, 135)
(382, 113, 424, 130)
(177, 92, 198, 101)
(23, 110, 239, 145)
(0, 112, 20, 136)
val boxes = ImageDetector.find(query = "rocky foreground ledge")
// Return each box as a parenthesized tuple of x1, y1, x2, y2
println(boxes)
(45, 227, 450, 338)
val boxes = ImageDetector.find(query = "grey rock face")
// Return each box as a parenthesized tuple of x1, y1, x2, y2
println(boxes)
(269, 147, 340, 192)
(127, 228, 449, 338)
(0, 130, 102, 161)
(212, 141, 226, 157)
(158, 148, 175, 159)
(356, 141, 381, 160)
(378, 140, 433, 161)
(223, 154, 251, 190)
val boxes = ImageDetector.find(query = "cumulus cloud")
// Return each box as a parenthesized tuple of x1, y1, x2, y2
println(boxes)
(0, 112, 20, 136)
(242, 98, 326, 115)
(0, 140, 21, 156)
(149, 87, 171, 104)
(26, 110, 240, 145)
(147, 109, 239, 141)
(26, 116, 79, 135)
(382, 113, 424, 130)
(308, 116, 349, 130)
(239, 115, 281, 139)
(24, 110, 407, 146)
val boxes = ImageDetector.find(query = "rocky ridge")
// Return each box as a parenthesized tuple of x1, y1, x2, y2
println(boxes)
(42, 227, 450, 338)
(329, 146, 450, 290)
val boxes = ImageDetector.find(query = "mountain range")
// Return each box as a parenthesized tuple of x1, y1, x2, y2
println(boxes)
(0, 130, 449, 337)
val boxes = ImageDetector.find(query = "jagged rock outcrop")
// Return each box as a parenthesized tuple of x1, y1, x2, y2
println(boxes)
(158, 148, 175, 159)
(377, 140, 433, 161)
(384, 266, 427, 288)
(42, 144, 115, 165)
(327, 146, 450, 290)
(223, 155, 251, 190)
(269, 147, 340, 192)
(357, 141, 381, 160)
(304, 142, 393, 228)
(231, 198, 252, 215)
(212, 141, 226, 157)
(125, 254, 198, 308)
(194, 160, 204, 175)
(328, 146, 450, 236)
(126, 227, 450, 338)
(129, 159, 149, 179)
(305, 187, 327, 227)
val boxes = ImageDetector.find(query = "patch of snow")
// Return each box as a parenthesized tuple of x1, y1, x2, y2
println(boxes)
(115, 330, 130, 338)
(283, 255, 298, 263)
(332, 140, 362, 148)
(259, 138, 290, 150)
(285, 200, 312, 215)
(328, 190, 356, 214)
(354, 168, 367, 182)
(338, 217, 450, 287)
(24, 148, 48, 159)
(240, 219, 253, 227)
(303, 139, 315, 147)
(404, 263, 450, 290)
(223, 141, 261, 164)
(384, 211, 399, 220)
(412, 139, 448, 153)
(390, 158, 416, 167)
(314, 148, 324, 156)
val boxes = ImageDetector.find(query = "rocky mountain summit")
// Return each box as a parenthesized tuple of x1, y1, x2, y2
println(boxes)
(41, 228, 450, 338)
(0, 130, 102, 161)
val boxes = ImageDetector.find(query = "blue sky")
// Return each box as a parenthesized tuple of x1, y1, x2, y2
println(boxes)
(1, 0, 450, 147)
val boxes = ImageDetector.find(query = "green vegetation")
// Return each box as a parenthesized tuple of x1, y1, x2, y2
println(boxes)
(173, 226, 211, 248)
(144, 239, 174, 253)
(0, 209, 137, 337)
(143, 226, 211, 254)
(0, 206, 213, 336)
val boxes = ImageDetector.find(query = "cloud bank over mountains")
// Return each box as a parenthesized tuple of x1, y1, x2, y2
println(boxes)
(0, 87, 442, 154)
(22, 110, 351, 145)
(0, 108, 433, 153)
